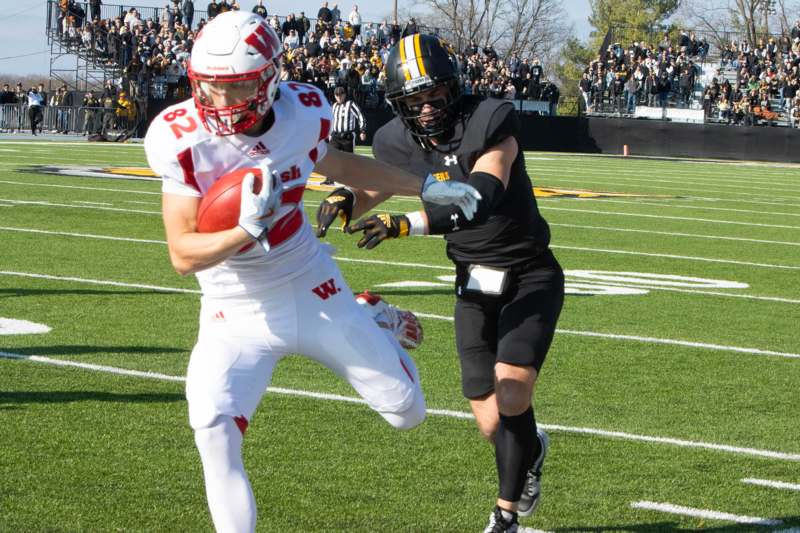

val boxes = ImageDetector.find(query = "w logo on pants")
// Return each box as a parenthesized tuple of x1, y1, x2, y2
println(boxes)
(312, 278, 341, 300)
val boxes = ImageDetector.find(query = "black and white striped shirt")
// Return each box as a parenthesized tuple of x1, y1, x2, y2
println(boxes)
(331, 100, 366, 134)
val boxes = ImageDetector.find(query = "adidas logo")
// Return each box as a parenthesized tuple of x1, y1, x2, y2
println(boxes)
(248, 141, 270, 157)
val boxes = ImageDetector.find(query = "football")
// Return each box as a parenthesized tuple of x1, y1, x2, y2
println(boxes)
(196, 167, 264, 234)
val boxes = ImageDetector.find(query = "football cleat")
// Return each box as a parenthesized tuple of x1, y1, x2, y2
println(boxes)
(517, 428, 549, 517)
(356, 291, 423, 350)
(482, 507, 519, 533)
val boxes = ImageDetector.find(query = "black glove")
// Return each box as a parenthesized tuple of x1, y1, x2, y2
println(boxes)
(346, 213, 410, 249)
(316, 187, 355, 238)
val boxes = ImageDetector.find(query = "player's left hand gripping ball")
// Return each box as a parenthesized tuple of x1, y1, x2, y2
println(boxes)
(420, 174, 481, 220)
(316, 187, 355, 238)
(347, 213, 409, 249)
(238, 164, 281, 246)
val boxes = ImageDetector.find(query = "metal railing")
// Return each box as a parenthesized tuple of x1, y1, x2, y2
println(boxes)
(0, 103, 135, 135)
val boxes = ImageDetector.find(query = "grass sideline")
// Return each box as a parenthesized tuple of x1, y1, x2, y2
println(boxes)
(0, 140, 798, 532)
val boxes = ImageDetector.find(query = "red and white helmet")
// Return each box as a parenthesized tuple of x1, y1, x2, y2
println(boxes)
(188, 11, 282, 135)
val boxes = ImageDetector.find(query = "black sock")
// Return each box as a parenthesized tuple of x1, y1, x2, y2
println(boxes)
(495, 406, 539, 502)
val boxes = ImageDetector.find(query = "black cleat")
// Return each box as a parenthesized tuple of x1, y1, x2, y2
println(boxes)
(517, 428, 549, 517)
(482, 506, 519, 533)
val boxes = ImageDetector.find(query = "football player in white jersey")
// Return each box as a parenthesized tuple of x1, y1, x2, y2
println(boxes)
(144, 11, 481, 533)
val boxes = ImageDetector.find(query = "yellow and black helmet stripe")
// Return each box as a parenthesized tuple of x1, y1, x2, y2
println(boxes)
(398, 34, 428, 81)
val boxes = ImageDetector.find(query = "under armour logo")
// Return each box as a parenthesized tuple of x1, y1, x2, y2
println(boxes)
(450, 213, 460, 231)
(444, 155, 458, 166)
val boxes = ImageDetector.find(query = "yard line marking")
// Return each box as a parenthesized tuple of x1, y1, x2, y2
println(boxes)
(630, 501, 782, 525)
(0, 198, 160, 215)
(536, 176, 799, 203)
(74, 200, 113, 206)
(530, 165, 800, 190)
(598, 283, 800, 305)
(0, 141, 144, 147)
(2, 351, 800, 463)
(334, 256, 452, 270)
(741, 478, 800, 491)
(0, 226, 167, 244)
(415, 312, 800, 358)
(533, 170, 800, 197)
(552, 244, 800, 270)
(541, 206, 800, 230)
(0, 271, 200, 294)
(2, 271, 799, 358)
(2, 230, 798, 303)
(563, 198, 800, 218)
(0, 179, 161, 195)
(550, 223, 800, 247)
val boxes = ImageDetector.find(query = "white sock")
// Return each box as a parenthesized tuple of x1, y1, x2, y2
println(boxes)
(194, 417, 256, 533)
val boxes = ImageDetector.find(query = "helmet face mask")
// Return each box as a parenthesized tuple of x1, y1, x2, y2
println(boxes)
(392, 82, 461, 141)
(188, 12, 282, 136)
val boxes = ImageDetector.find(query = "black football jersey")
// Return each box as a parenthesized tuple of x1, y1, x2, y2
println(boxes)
(372, 96, 551, 267)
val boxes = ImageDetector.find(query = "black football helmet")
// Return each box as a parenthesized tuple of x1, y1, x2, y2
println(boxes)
(384, 34, 462, 145)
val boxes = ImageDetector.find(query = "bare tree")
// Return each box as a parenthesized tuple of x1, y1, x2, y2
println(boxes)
(681, 0, 798, 47)
(408, 0, 568, 60)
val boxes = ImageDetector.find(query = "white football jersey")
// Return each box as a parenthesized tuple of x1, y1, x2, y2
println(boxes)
(145, 82, 333, 298)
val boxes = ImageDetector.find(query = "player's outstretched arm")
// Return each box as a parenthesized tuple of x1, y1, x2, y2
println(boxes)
(346, 136, 517, 250)
(314, 147, 480, 217)
(162, 193, 254, 276)
(315, 187, 393, 238)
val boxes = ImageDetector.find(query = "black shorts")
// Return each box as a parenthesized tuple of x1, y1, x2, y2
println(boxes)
(453, 250, 564, 399)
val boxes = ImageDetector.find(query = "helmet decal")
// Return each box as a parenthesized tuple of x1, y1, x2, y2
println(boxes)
(244, 24, 280, 60)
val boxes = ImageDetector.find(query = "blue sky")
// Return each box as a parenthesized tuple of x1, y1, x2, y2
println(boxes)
(0, 0, 592, 77)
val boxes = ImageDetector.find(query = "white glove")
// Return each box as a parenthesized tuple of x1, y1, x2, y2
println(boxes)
(238, 165, 281, 247)
(420, 174, 482, 220)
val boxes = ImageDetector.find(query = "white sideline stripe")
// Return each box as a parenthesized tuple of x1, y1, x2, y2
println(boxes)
(741, 478, 800, 491)
(74, 200, 113, 206)
(551, 223, 800, 247)
(0, 198, 160, 215)
(2, 351, 800, 464)
(542, 206, 800, 230)
(552, 244, 800, 270)
(630, 501, 782, 525)
(2, 270, 799, 358)
(0, 179, 161, 195)
(2, 228, 799, 303)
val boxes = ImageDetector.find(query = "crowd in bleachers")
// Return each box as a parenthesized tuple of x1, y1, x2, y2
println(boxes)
(47, 1, 558, 114)
(581, 31, 709, 115)
(582, 24, 800, 127)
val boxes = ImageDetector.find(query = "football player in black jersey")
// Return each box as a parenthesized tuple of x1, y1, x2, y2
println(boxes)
(316, 34, 564, 533)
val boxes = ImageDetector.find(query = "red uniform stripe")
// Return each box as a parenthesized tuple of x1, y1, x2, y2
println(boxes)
(319, 118, 331, 141)
(233, 415, 249, 435)
(267, 208, 303, 247)
(281, 185, 305, 205)
(398, 355, 415, 384)
(176, 148, 200, 193)
(309, 147, 319, 163)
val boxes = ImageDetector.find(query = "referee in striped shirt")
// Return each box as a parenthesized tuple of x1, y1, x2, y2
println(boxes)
(324, 86, 367, 184)
(330, 86, 366, 152)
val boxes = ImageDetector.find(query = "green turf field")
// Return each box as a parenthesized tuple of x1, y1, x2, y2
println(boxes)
(0, 140, 798, 532)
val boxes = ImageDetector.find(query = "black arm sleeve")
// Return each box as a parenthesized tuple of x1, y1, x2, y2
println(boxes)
(423, 171, 504, 234)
